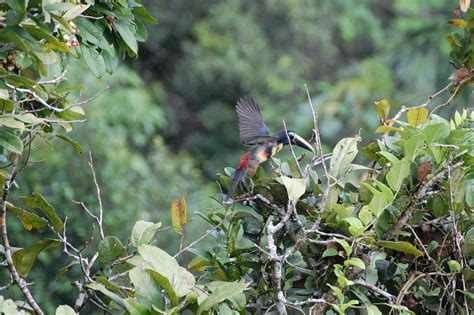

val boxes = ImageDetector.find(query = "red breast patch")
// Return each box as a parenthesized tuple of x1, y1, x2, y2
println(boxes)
(236, 151, 252, 169)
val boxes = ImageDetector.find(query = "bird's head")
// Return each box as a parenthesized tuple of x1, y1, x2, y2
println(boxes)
(275, 130, 314, 152)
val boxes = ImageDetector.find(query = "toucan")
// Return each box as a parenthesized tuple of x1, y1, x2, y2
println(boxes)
(224, 96, 314, 203)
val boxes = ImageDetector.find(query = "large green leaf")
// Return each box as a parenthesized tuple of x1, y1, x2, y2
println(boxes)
(280, 176, 306, 202)
(330, 137, 359, 178)
(115, 19, 138, 56)
(98, 236, 126, 264)
(80, 44, 106, 78)
(0, 117, 25, 130)
(21, 192, 63, 232)
(22, 24, 71, 53)
(197, 280, 249, 314)
(422, 123, 450, 144)
(404, 134, 425, 161)
(13, 239, 61, 277)
(376, 241, 424, 256)
(136, 244, 195, 298)
(0, 29, 29, 52)
(407, 107, 428, 127)
(6, 202, 47, 231)
(129, 267, 164, 309)
(386, 159, 410, 191)
(131, 220, 162, 248)
(0, 130, 23, 154)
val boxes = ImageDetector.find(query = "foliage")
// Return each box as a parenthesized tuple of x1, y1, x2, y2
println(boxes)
(0, 0, 472, 314)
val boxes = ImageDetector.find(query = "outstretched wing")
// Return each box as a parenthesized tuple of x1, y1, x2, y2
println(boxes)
(236, 96, 273, 145)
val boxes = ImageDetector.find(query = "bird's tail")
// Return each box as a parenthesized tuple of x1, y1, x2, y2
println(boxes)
(224, 168, 246, 203)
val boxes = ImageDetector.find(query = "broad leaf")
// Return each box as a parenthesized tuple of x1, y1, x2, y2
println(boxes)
(386, 159, 410, 191)
(137, 244, 195, 298)
(6, 202, 47, 231)
(198, 280, 249, 314)
(0, 131, 23, 154)
(330, 137, 359, 178)
(404, 134, 425, 161)
(280, 176, 306, 202)
(131, 220, 161, 247)
(98, 236, 126, 264)
(13, 239, 61, 277)
(21, 192, 63, 232)
(407, 108, 428, 127)
(129, 267, 164, 308)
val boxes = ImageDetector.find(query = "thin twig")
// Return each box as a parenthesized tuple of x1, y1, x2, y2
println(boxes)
(174, 209, 232, 258)
(0, 158, 44, 314)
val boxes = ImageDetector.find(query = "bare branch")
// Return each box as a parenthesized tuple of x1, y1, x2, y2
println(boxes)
(0, 158, 44, 315)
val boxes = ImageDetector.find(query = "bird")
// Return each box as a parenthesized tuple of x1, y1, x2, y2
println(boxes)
(224, 96, 314, 203)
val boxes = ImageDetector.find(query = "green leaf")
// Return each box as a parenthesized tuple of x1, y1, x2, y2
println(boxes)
(56, 135, 83, 155)
(13, 239, 61, 277)
(137, 244, 195, 298)
(198, 280, 249, 314)
(115, 19, 138, 56)
(55, 305, 75, 315)
(14, 113, 43, 124)
(0, 130, 23, 154)
(362, 183, 391, 216)
(462, 228, 474, 257)
(21, 192, 63, 232)
(22, 24, 71, 53)
(422, 123, 450, 144)
(280, 176, 306, 202)
(87, 283, 126, 308)
(132, 5, 158, 24)
(407, 107, 428, 127)
(344, 217, 365, 237)
(358, 205, 373, 225)
(375, 99, 390, 120)
(9, 0, 28, 13)
(0, 29, 29, 52)
(0, 117, 24, 130)
(129, 267, 164, 308)
(404, 134, 425, 161)
(447, 260, 461, 273)
(344, 258, 365, 269)
(330, 137, 359, 178)
(376, 241, 423, 256)
(80, 44, 106, 78)
(98, 236, 126, 264)
(327, 284, 343, 302)
(147, 269, 178, 307)
(322, 248, 338, 258)
(131, 220, 161, 247)
(386, 159, 410, 191)
(335, 238, 352, 255)
(6, 202, 47, 231)
(377, 151, 399, 164)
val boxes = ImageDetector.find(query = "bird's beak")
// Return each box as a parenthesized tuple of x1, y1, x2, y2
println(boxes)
(290, 133, 314, 152)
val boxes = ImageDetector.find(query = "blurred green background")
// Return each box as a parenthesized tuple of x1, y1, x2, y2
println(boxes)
(8, 0, 473, 312)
